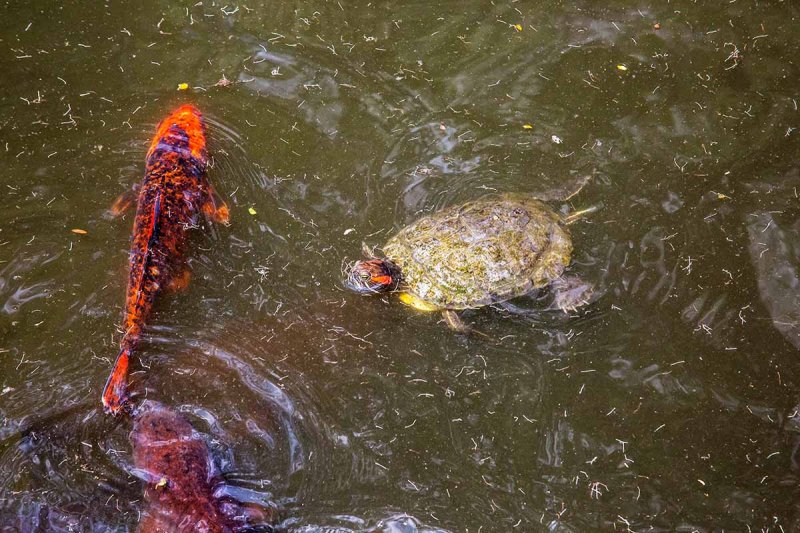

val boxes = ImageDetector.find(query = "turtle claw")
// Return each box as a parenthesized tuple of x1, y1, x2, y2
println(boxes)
(550, 276, 596, 313)
(442, 309, 470, 334)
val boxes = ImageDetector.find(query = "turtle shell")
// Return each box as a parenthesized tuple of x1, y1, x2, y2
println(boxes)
(382, 193, 572, 309)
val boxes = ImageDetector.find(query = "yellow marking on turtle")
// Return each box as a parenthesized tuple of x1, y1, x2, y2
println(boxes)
(398, 293, 479, 335)
(398, 292, 441, 312)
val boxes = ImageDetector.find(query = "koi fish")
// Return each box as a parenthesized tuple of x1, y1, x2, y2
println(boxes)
(102, 105, 229, 415)
(131, 401, 274, 532)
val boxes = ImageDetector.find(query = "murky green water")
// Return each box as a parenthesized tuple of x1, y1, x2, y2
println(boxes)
(2, 1, 800, 530)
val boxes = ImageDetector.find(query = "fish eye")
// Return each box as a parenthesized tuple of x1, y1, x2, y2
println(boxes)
(359, 272, 371, 280)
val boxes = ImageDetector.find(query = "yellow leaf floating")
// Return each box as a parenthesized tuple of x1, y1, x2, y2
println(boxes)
(71, 228, 88, 235)
(177, 83, 189, 91)
(513, 24, 523, 32)
(616, 64, 628, 71)
(522, 124, 533, 130)
(248, 207, 257, 215)
(155, 477, 168, 490)
(717, 193, 731, 200)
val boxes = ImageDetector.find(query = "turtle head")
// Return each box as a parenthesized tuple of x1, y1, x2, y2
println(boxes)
(344, 258, 400, 294)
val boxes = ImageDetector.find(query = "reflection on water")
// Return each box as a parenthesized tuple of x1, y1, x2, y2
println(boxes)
(2, 0, 800, 530)
(749, 211, 800, 350)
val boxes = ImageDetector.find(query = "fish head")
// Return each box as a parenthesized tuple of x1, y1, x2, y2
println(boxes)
(147, 104, 208, 164)
(130, 401, 277, 530)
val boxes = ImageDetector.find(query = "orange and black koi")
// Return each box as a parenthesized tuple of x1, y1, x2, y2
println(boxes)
(102, 105, 229, 415)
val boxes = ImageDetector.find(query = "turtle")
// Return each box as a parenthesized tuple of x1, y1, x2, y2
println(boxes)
(343, 189, 596, 333)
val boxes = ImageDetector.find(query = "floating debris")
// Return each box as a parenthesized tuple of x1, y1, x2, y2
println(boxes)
(522, 124, 533, 130)
(616, 64, 628, 71)
(177, 83, 189, 91)
(71, 228, 88, 235)
(551, 134, 563, 144)
(248, 207, 257, 215)
(513, 24, 523, 32)
(214, 75, 233, 88)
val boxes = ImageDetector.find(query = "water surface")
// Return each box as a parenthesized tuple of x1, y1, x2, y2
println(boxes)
(1, 1, 800, 530)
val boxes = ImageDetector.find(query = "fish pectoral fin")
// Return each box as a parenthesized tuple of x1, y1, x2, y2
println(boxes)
(202, 185, 231, 226)
(107, 185, 140, 217)
(167, 268, 192, 292)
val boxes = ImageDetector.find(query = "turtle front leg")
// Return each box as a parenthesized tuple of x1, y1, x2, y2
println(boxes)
(397, 292, 481, 336)
(550, 276, 596, 313)
(443, 310, 494, 340)
(442, 309, 471, 334)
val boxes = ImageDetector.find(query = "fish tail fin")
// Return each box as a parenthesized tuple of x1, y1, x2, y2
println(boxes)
(102, 347, 132, 415)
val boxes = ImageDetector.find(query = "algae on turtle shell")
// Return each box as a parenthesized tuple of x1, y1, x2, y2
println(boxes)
(344, 189, 595, 333)
(382, 193, 572, 310)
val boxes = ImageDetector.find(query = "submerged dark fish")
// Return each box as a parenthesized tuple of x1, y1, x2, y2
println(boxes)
(131, 401, 274, 532)
(102, 104, 230, 415)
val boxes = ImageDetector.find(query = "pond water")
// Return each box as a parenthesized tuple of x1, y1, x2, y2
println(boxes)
(2, 1, 800, 530)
